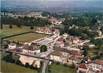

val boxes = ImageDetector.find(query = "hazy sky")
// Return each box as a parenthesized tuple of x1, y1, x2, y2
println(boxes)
(1, 0, 103, 9)
(2, 0, 103, 2)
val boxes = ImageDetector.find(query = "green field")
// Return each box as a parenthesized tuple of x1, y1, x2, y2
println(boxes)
(6, 33, 47, 43)
(0, 25, 47, 42)
(0, 25, 36, 37)
(0, 52, 37, 73)
(49, 64, 76, 73)
(1, 61, 38, 73)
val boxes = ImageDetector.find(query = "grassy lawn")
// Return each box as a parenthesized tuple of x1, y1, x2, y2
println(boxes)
(5, 33, 47, 43)
(1, 61, 38, 73)
(0, 52, 37, 73)
(0, 25, 36, 37)
(0, 25, 47, 43)
(49, 64, 76, 73)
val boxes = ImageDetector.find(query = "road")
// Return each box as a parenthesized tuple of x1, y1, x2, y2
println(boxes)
(41, 59, 49, 73)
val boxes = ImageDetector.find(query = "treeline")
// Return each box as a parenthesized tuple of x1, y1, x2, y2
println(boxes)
(1, 15, 51, 27)
(59, 13, 103, 39)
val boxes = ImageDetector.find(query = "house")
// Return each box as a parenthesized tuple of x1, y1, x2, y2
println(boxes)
(88, 60, 103, 73)
(88, 44, 95, 48)
(36, 27, 60, 35)
(77, 60, 103, 73)
(50, 51, 63, 62)
(52, 29, 60, 35)
(8, 43, 16, 49)
(22, 43, 40, 55)
(48, 17, 62, 25)
(27, 12, 42, 18)
(36, 27, 52, 34)
(55, 37, 65, 48)
(19, 55, 41, 68)
(65, 35, 87, 47)
(51, 47, 82, 65)
(8, 47, 22, 53)
(32, 60, 41, 68)
(77, 63, 88, 73)
(19, 43, 41, 68)
(62, 33, 68, 39)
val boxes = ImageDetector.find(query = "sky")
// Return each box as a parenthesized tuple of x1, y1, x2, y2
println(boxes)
(1, 0, 103, 11)
(1, 0, 103, 2)
(2, 0, 103, 6)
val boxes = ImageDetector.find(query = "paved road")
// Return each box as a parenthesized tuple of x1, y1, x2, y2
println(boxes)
(40, 35, 60, 73)
(41, 59, 49, 73)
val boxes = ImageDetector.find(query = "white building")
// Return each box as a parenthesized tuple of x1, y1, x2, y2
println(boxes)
(8, 43, 16, 49)
(48, 17, 62, 25)
(19, 55, 41, 68)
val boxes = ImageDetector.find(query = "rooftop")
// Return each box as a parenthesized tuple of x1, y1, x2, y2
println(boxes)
(79, 63, 87, 69)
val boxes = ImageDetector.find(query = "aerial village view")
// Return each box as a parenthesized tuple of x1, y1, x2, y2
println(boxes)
(0, 0, 103, 73)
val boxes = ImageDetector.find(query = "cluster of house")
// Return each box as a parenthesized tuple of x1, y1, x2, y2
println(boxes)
(48, 17, 64, 25)
(8, 42, 41, 68)
(77, 60, 103, 73)
(55, 37, 65, 48)
(54, 33, 89, 48)
(7, 29, 103, 73)
(36, 27, 60, 35)
(26, 12, 45, 18)
(50, 47, 82, 65)
(64, 34, 90, 48)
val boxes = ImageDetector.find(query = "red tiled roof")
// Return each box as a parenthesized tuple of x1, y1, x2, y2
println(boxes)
(79, 64, 87, 69)
(58, 37, 64, 41)
(95, 60, 103, 65)
(54, 47, 82, 56)
(51, 51, 62, 56)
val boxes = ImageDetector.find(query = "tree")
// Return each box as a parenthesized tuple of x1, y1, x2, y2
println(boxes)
(25, 63, 30, 68)
(12, 53, 20, 64)
(9, 24, 13, 29)
(3, 44, 8, 49)
(30, 26, 34, 29)
(40, 45, 47, 52)
(100, 26, 103, 33)
(91, 17, 97, 25)
(16, 24, 22, 28)
(2, 40, 9, 49)
(2, 52, 14, 63)
(95, 46, 103, 59)
(82, 45, 88, 57)
(1, 22, 3, 29)
(42, 12, 49, 17)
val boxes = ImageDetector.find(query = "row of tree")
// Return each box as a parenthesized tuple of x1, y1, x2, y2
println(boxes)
(1, 15, 51, 29)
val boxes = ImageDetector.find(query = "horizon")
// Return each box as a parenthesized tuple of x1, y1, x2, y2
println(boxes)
(1, 0, 103, 13)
